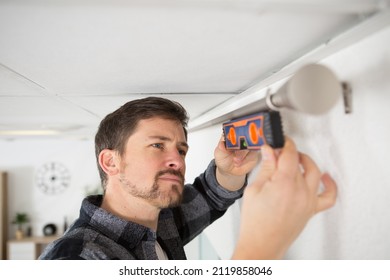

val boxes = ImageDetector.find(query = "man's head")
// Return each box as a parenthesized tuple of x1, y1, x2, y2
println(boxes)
(95, 97, 189, 191)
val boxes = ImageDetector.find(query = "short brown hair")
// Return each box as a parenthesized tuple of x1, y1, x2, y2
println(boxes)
(95, 97, 189, 188)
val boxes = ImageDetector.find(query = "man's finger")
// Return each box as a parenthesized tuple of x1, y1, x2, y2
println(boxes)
(252, 144, 277, 188)
(233, 150, 250, 163)
(299, 153, 321, 193)
(315, 173, 338, 213)
(277, 137, 299, 178)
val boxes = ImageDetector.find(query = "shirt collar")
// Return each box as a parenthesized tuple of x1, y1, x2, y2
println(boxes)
(80, 195, 156, 249)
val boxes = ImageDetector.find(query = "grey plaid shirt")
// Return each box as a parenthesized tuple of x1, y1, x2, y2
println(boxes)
(39, 160, 245, 260)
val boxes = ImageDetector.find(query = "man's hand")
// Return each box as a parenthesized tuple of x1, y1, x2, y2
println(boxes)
(214, 136, 260, 191)
(232, 137, 337, 259)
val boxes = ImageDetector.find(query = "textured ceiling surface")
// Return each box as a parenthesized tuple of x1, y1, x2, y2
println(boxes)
(0, 0, 387, 139)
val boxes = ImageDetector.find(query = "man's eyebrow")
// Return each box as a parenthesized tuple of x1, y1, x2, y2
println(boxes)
(148, 135, 189, 149)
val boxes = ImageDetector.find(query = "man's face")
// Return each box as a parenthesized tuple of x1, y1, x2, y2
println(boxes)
(117, 117, 188, 209)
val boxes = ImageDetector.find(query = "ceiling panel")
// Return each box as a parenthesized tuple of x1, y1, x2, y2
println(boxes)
(0, 64, 47, 96)
(65, 93, 236, 119)
(0, 96, 98, 132)
(0, 1, 363, 94)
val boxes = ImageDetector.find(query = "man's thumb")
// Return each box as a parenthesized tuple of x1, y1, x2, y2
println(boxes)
(253, 145, 277, 187)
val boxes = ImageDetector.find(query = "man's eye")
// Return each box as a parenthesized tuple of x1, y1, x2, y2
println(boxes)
(152, 143, 164, 149)
(179, 149, 188, 156)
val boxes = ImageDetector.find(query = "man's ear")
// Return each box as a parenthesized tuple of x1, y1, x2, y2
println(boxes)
(98, 149, 120, 176)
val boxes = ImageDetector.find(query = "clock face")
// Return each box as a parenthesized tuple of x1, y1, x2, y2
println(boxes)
(35, 162, 71, 195)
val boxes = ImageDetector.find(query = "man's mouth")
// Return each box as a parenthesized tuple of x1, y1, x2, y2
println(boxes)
(158, 176, 183, 184)
(156, 170, 184, 185)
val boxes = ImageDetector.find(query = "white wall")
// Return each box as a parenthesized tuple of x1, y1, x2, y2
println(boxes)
(0, 139, 100, 239)
(185, 25, 390, 259)
(284, 24, 390, 260)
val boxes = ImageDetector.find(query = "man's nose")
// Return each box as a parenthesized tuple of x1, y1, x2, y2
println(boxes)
(166, 150, 185, 170)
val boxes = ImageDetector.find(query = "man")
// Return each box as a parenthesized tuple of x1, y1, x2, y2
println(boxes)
(39, 97, 337, 260)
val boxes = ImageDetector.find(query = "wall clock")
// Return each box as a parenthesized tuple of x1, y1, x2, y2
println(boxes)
(35, 162, 71, 195)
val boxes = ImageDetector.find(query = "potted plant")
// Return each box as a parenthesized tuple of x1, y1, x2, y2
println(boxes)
(12, 212, 29, 240)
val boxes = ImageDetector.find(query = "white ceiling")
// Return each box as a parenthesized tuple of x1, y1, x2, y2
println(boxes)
(0, 0, 389, 140)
